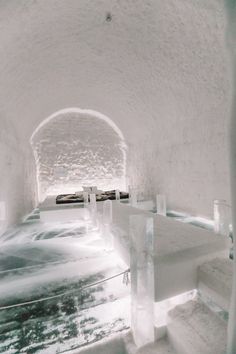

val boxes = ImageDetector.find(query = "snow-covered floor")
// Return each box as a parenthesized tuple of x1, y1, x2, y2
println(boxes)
(0, 210, 130, 354)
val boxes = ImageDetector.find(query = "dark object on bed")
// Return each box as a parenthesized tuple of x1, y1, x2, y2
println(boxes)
(56, 190, 129, 204)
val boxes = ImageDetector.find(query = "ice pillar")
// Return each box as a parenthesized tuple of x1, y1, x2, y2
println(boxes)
(156, 194, 167, 216)
(83, 191, 89, 206)
(213, 199, 231, 236)
(102, 200, 113, 250)
(129, 215, 155, 347)
(225, 2, 236, 352)
(83, 191, 90, 227)
(115, 189, 120, 201)
(129, 186, 138, 207)
(89, 193, 97, 227)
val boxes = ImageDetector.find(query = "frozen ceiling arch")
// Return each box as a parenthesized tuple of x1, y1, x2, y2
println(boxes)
(30, 108, 126, 144)
(31, 108, 127, 201)
(0, 0, 231, 225)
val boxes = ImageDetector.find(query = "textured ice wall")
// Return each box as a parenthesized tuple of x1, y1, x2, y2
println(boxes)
(0, 0, 232, 219)
(0, 118, 37, 234)
(126, 0, 231, 217)
(32, 111, 126, 200)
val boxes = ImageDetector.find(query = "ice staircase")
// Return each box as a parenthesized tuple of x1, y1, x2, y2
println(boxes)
(75, 199, 231, 354)
(75, 257, 232, 354)
(167, 297, 227, 354)
(106, 200, 231, 354)
(126, 256, 232, 354)
(166, 256, 232, 354)
(197, 257, 233, 311)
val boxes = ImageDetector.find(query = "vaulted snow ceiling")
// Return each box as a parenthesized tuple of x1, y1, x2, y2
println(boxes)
(0, 0, 232, 230)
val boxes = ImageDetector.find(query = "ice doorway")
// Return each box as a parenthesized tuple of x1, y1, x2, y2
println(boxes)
(31, 108, 127, 202)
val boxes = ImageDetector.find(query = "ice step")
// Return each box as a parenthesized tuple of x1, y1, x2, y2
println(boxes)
(167, 299, 227, 354)
(198, 257, 233, 311)
(76, 331, 177, 354)
(124, 331, 177, 354)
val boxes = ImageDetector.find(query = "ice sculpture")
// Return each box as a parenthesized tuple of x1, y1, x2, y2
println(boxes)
(213, 199, 231, 236)
(115, 189, 120, 201)
(102, 200, 113, 251)
(129, 215, 155, 347)
(156, 194, 166, 216)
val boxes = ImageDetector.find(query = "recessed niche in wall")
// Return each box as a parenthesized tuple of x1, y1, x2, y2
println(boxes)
(31, 108, 127, 201)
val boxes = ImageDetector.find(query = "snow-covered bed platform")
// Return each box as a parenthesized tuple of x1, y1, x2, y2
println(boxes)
(39, 198, 229, 303)
(39, 195, 87, 222)
(109, 202, 229, 302)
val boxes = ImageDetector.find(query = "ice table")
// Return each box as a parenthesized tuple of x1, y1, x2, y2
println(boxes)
(106, 201, 229, 302)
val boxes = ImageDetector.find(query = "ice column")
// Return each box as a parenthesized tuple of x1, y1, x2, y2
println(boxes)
(115, 189, 120, 201)
(225, 2, 236, 352)
(89, 193, 97, 227)
(83, 191, 90, 226)
(83, 191, 89, 206)
(156, 194, 167, 216)
(103, 200, 113, 250)
(129, 215, 155, 347)
(137, 185, 145, 202)
(129, 187, 138, 207)
(213, 199, 231, 236)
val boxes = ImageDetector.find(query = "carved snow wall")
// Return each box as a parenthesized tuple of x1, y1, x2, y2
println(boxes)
(31, 109, 127, 201)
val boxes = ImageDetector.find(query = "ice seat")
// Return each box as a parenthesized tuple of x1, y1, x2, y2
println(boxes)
(167, 299, 227, 354)
(198, 257, 233, 311)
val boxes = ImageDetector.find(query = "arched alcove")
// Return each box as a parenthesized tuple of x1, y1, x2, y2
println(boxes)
(31, 108, 127, 201)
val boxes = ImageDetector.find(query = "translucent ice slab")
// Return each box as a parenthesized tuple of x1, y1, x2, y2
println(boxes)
(127, 198, 214, 232)
(129, 215, 155, 347)
(0, 214, 130, 354)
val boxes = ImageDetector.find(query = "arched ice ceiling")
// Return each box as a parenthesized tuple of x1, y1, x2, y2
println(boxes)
(0, 0, 229, 143)
(1, 0, 162, 143)
(0, 0, 232, 217)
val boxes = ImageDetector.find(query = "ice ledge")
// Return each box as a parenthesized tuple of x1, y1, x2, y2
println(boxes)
(109, 202, 229, 302)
